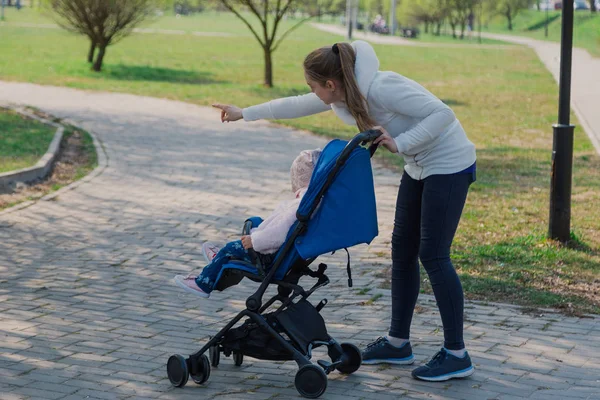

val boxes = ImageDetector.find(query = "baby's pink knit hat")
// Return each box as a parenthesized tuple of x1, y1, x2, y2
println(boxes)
(290, 149, 321, 192)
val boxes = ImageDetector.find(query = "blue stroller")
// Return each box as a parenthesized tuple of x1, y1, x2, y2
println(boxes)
(167, 130, 381, 398)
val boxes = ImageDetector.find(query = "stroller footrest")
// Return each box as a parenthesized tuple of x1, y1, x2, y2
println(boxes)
(317, 359, 341, 374)
(315, 299, 327, 312)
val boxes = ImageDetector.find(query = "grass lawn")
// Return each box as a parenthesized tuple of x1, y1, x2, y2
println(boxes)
(0, 108, 56, 173)
(409, 31, 507, 45)
(483, 9, 600, 57)
(0, 112, 98, 211)
(0, 9, 598, 314)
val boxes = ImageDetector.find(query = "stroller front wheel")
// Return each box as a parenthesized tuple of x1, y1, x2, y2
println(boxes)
(209, 345, 220, 367)
(190, 354, 211, 385)
(295, 364, 328, 398)
(233, 351, 243, 366)
(167, 354, 189, 387)
(336, 343, 362, 374)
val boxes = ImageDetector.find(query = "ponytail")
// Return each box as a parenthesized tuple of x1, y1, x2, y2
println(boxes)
(303, 43, 376, 132)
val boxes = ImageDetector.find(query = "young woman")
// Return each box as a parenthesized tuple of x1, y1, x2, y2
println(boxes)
(212, 40, 476, 382)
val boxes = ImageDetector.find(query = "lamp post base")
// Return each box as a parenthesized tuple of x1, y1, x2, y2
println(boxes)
(548, 124, 575, 243)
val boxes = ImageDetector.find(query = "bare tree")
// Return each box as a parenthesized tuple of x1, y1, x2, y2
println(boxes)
(491, 0, 530, 31)
(407, 0, 451, 35)
(217, 0, 313, 87)
(49, 0, 154, 72)
(300, 0, 336, 20)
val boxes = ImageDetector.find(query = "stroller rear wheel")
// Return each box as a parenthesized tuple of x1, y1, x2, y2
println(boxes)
(166, 354, 189, 387)
(209, 345, 220, 367)
(190, 354, 211, 385)
(233, 351, 243, 366)
(336, 343, 362, 374)
(295, 364, 327, 398)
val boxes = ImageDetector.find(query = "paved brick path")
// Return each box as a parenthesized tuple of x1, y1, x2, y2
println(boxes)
(1, 81, 598, 400)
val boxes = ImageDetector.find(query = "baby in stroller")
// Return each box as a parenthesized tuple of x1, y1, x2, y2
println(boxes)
(173, 148, 321, 298)
(167, 131, 381, 398)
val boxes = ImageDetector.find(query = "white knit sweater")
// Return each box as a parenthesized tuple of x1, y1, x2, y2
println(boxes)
(243, 40, 476, 180)
(250, 189, 305, 254)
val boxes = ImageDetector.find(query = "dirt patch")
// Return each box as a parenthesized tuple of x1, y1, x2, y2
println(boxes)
(536, 274, 600, 315)
(0, 129, 95, 210)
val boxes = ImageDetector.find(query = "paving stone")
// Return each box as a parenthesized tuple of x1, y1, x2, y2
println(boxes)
(0, 393, 28, 400)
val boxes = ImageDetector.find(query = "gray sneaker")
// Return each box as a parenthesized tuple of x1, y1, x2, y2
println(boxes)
(411, 348, 474, 381)
(362, 337, 415, 365)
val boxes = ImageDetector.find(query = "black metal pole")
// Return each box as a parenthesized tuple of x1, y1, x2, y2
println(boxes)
(478, 0, 482, 44)
(346, 0, 353, 40)
(548, 0, 575, 243)
(545, 5, 549, 37)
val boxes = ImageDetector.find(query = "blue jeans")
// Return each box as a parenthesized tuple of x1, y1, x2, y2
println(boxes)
(389, 170, 474, 350)
(196, 240, 252, 293)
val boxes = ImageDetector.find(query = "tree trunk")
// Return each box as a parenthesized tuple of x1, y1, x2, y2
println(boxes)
(87, 40, 96, 63)
(377, 0, 384, 15)
(92, 45, 106, 72)
(450, 22, 456, 38)
(436, 22, 441, 36)
(263, 47, 273, 88)
(506, 8, 513, 31)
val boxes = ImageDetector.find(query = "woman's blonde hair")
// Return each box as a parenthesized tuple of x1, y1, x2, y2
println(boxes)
(303, 42, 376, 132)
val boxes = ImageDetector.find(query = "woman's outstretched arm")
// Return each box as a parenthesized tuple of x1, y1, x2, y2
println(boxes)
(213, 93, 331, 123)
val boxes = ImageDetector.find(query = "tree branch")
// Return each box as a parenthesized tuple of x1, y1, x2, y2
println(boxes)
(276, 0, 295, 20)
(220, 0, 266, 47)
(239, 0, 265, 22)
(272, 15, 311, 52)
(270, 0, 296, 45)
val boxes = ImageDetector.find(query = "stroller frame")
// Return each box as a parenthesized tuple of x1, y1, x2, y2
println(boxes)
(167, 130, 381, 398)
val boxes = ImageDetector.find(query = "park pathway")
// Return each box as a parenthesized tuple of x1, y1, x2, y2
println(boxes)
(0, 81, 598, 400)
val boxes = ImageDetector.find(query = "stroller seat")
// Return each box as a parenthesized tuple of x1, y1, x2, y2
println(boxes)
(167, 130, 382, 398)
(212, 217, 315, 290)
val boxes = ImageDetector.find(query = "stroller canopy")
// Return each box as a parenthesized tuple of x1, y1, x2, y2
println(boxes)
(295, 139, 378, 260)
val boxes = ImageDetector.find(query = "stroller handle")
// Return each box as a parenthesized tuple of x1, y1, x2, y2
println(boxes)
(358, 128, 383, 143)
(351, 129, 383, 158)
(336, 129, 382, 169)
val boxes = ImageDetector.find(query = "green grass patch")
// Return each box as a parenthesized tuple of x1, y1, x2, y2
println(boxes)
(0, 110, 98, 211)
(0, 10, 598, 313)
(454, 233, 600, 314)
(0, 108, 56, 173)
(483, 9, 600, 57)
(363, 293, 383, 305)
(412, 31, 507, 45)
